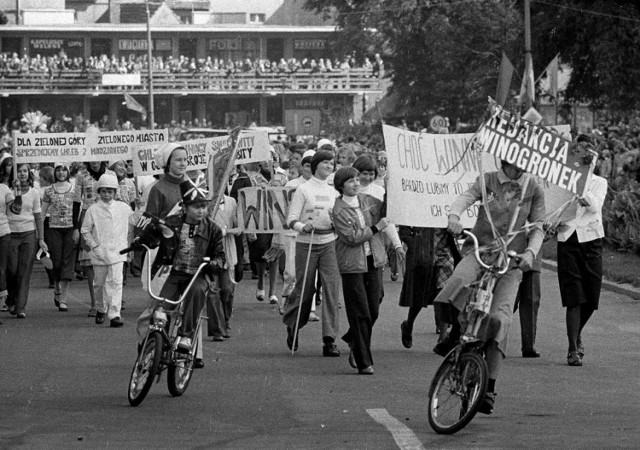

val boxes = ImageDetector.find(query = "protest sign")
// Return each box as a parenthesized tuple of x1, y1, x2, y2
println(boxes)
(13, 129, 168, 164)
(478, 106, 593, 196)
(237, 186, 296, 233)
(383, 124, 581, 228)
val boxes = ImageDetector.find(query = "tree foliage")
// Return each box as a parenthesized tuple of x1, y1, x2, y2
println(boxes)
(531, 0, 640, 112)
(305, 0, 522, 122)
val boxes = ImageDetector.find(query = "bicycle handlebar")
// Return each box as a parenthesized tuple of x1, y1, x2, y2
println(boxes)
(462, 230, 514, 275)
(132, 243, 212, 306)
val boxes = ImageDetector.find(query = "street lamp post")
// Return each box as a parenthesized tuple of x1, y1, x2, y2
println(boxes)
(145, 0, 155, 129)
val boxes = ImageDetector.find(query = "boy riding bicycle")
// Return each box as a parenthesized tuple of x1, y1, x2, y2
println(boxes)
(135, 178, 225, 357)
(432, 160, 545, 415)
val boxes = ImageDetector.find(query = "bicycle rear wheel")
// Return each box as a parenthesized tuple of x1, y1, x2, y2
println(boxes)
(428, 351, 488, 434)
(167, 335, 197, 397)
(128, 331, 162, 407)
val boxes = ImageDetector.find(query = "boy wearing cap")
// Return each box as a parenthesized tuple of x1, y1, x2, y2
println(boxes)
(81, 173, 133, 327)
(135, 178, 225, 357)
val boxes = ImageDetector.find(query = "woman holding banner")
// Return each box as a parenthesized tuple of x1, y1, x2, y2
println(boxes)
(5, 162, 46, 318)
(332, 167, 388, 374)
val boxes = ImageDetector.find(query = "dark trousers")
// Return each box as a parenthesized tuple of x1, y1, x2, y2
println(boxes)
(6, 231, 37, 314)
(0, 233, 9, 299)
(207, 269, 234, 338)
(515, 270, 541, 352)
(341, 258, 382, 370)
(159, 271, 212, 336)
(46, 227, 76, 281)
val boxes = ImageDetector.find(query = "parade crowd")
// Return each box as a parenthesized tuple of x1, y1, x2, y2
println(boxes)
(0, 110, 613, 415)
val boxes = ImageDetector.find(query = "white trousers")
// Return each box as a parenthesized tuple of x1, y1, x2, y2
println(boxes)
(93, 262, 124, 320)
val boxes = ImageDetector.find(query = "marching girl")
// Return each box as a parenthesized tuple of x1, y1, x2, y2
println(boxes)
(41, 162, 76, 312)
(5, 162, 47, 318)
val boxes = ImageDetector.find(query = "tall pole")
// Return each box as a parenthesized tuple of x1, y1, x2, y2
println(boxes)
(523, 0, 533, 112)
(145, 0, 155, 129)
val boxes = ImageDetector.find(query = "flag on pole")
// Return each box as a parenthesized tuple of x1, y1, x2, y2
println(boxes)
(546, 54, 559, 98)
(495, 52, 515, 107)
(518, 53, 535, 109)
(124, 93, 147, 120)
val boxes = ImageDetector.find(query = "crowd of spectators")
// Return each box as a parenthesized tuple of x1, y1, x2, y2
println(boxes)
(0, 52, 384, 78)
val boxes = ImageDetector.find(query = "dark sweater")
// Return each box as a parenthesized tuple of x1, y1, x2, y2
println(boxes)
(145, 172, 186, 219)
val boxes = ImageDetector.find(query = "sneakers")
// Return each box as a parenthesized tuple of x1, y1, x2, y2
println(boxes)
(322, 343, 340, 357)
(308, 311, 320, 322)
(478, 392, 496, 415)
(256, 289, 265, 301)
(95, 311, 106, 324)
(177, 337, 192, 352)
(433, 336, 457, 357)
(110, 317, 124, 328)
(400, 320, 412, 349)
(269, 295, 278, 305)
(567, 351, 582, 366)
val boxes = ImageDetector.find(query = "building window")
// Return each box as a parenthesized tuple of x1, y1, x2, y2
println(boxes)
(249, 13, 265, 23)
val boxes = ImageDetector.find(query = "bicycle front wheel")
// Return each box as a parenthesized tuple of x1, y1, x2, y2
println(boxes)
(167, 336, 197, 397)
(128, 331, 162, 407)
(428, 351, 488, 434)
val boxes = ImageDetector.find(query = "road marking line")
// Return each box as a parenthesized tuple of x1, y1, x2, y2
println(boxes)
(366, 408, 425, 450)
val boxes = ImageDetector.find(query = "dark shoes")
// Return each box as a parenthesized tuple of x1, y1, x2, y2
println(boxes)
(522, 349, 540, 358)
(286, 327, 299, 352)
(433, 336, 457, 357)
(348, 349, 357, 369)
(577, 335, 585, 358)
(400, 321, 413, 349)
(212, 335, 224, 342)
(322, 343, 340, 357)
(358, 366, 374, 375)
(478, 392, 496, 415)
(567, 351, 583, 366)
(194, 358, 205, 369)
(110, 317, 124, 328)
(95, 311, 106, 324)
(390, 273, 398, 281)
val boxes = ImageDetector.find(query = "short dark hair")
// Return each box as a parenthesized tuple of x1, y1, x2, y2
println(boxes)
(310, 150, 334, 175)
(352, 154, 378, 177)
(334, 167, 359, 194)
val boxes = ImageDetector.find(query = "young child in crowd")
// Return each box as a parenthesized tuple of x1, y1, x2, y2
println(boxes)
(136, 178, 225, 359)
(81, 173, 133, 327)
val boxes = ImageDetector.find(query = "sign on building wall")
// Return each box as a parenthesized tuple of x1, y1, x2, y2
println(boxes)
(28, 38, 84, 56)
(118, 39, 172, 51)
(293, 39, 326, 50)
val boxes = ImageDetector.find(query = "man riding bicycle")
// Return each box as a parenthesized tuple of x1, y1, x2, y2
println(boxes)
(432, 160, 545, 415)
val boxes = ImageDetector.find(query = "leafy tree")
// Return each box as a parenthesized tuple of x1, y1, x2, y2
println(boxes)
(531, 0, 640, 112)
(305, 0, 523, 122)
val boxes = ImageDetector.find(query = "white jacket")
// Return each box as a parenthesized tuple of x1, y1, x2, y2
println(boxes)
(81, 199, 133, 265)
(557, 174, 607, 243)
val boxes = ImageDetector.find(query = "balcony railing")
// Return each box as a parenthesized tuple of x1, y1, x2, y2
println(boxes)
(0, 68, 383, 95)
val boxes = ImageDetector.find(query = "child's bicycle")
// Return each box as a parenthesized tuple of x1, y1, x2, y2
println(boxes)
(123, 244, 211, 407)
(428, 230, 517, 434)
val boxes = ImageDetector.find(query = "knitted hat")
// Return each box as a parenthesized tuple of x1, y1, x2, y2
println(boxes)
(0, 152, 12, 167)
(96, 173, 119, 191)
(302, 149, 316, 160)
(179, 177, 210, 205)
(154, 143, 186, 170)
(317, 138, 334, 150)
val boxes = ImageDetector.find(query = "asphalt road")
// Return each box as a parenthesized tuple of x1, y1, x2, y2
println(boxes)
(1, 265, 639, 449)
